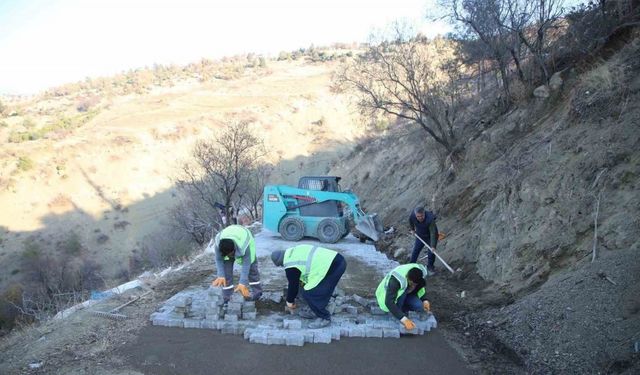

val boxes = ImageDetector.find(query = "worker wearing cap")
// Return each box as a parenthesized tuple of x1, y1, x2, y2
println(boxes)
(376, 263, 431, 331)
(409, 206, 439, 272)
(271, 244, 347, 329)
(211, 225, 262, 301)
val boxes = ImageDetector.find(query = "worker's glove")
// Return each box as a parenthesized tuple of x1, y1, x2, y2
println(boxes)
(234, 284, 250, 298)
(211, 277, 226, 287)
(286, 301, 296, 314)
(423, 300, 431, 312)
(400, 317, 416, 330)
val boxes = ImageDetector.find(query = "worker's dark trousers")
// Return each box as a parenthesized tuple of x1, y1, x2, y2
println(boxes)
(396, 292, 424, 313)
(410, 238, 435, 267)
(302, 254, 347, 320)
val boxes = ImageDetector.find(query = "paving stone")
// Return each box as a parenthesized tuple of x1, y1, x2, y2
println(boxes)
(227, 302, 243, 311)
(348, 326, 366, 337)
(183, 319, 202, 329)
(399, 325, 419, 335)
(250, 332, 268, 344)
(222, 322, 240, 335)
(224, 314, 238, 322)
(205, 311, 220, 320)
(303, 331, 315, 343)
(242, 311, 257, 320)
(267, 332, 286, 345)
(326, 302, 336, 314)
(230, 294, 244, 303)
(283, 319, 302, 330)
(313, 330, 332, 344)
(383, 328, 400, 338)
(351, 294, 370, 307)
(328, 326, 340, 340)
(365, 327, 383, 338)
(370, 306, 387, 315)
(201, 319, 219, 329)
(153, 317, 184, 328)
(342, 305, 358, 314)
(243, 328, 255, 340)
(285, 332, 305, 347)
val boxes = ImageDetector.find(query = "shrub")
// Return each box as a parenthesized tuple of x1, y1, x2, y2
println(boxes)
(16, 156, 34, 171)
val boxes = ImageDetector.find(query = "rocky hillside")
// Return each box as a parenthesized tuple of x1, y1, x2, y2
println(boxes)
(331, 30, 640, 373)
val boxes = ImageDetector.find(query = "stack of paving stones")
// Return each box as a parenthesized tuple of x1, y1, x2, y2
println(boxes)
(151, 286, 437, 346)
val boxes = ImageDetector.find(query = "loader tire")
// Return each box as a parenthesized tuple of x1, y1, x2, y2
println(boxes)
(341, 220, 351, 239)
(317, 218, 341, 243)
(279, 217, 305, 241)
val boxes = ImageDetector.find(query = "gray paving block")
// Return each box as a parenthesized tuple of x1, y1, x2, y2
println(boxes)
(370, 306, 387, 315)
(330, 326, 341, 340)
(242, 311, 257, 320)
(227, 302, 243, 311)
(348, 326, 366, 337)
(224, 314, 238, 322)
(285, 332, 305, 346)
(250, 332, 268, 344)
(313, 330, 332, 344)
(243, 328, 255, 340)
(222, 322, 240, 335)
(205, 311, 220, 320)
(351, 294, 370, 307)
(267, 332, 286, 345)
(183, 319, 202, 329)
(201, 319, 219, 329)
(153, 317, 184, 328)
(365, 327, 383, 338)
(283, 319, 302, 330)
(230, 294, 244, 303)
(383, 328, 400, 338)
(303, 331, 314, 343)
(342, 305, 358, 314)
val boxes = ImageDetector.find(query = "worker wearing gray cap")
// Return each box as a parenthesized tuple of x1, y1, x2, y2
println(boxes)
(271, 244, 347, 329)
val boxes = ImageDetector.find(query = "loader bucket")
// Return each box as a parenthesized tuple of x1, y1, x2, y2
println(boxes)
(355, 213, 382, 241)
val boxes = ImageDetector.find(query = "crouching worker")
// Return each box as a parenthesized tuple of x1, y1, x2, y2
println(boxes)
(271, 245, 347, 329)
(376, 263, 431, 331)
(211, 225, 262, 302)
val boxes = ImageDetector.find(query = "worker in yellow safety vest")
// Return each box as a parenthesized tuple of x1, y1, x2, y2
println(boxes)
(271, 244, 347, 329)
(211, 225, 262, 302)
(376, 263, 431, 330)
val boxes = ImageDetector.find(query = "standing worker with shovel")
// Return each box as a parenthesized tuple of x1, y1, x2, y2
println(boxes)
(409, 206, 439, 272)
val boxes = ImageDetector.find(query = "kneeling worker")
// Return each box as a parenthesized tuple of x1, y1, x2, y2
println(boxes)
(376, 263, 431, 330)
(271, 244, 347, 329)
(211, 225, 262, 301)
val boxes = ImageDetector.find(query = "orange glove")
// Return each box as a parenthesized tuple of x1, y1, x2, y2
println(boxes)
(234, 284, 250, 298)
(211, 277, 226, 287)
(400, 317, 416, 330)
(423, 300, 431, 312)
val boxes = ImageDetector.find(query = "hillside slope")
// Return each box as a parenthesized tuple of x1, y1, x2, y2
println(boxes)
(0, 60, 365, 289)
(331, 33, 640, 373)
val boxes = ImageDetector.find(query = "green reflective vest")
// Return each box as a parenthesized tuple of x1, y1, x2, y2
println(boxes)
(219, 225, 256, 265)
(375, 263, 427, 312)
(283, 244, 338, 290)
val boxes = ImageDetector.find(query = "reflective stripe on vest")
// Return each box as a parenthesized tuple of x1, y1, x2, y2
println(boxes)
(283, 244, 337, 290)
(375, 263, 427, 312)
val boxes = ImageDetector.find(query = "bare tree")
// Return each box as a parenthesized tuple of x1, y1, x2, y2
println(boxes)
(336, 35, 467, 159)
(175, 119, 265, 227)
(237, 163, 272, 221)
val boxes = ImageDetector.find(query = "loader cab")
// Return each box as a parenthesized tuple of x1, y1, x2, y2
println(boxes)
(296, 176, 343, 218)
(297, 176, 342, 193)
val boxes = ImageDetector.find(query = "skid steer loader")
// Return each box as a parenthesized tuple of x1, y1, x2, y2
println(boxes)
(262, 176, 384, 243)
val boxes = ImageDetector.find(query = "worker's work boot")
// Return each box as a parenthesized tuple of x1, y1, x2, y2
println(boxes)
(297, 308, 316, 319)
(308, 318, 331, 329)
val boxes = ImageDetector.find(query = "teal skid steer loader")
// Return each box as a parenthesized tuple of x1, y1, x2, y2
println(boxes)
(262, 176, 383, 243)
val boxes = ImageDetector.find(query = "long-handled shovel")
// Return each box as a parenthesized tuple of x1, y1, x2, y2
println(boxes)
(414, 233, 455, 274)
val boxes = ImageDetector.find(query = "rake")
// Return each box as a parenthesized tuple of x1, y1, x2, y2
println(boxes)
(90, 290, 152, 320)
